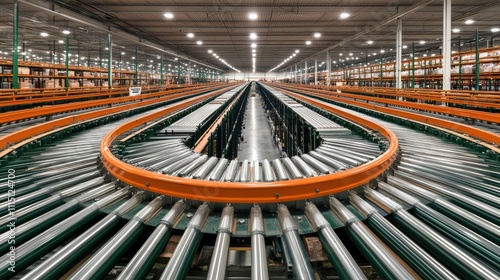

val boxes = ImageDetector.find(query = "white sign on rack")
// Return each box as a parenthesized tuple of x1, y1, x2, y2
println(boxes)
(129, 87, 142, 96)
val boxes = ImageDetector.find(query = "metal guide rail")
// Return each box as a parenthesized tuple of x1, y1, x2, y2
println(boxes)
(0, 81, 499, 279)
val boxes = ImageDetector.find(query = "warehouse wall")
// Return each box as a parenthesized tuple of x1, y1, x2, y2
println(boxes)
(221, 72, 277, 81)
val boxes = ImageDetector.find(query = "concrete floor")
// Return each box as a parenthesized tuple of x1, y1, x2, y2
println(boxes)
(238, 91, 282, 161)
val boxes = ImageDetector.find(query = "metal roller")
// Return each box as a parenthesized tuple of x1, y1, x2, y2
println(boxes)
(276, 204, 315, 280)
(329, 197, 417, 280)
(281, 157, 305, 179)
(262, 159, 277, 182)
(0, 183, 117, 253)
(222, 160, 239, 182)
(387, 176, 500, 244)
(272, 159, 289, 181)
(161, 153, 198, 175)
(376, 182, 500, 271)
(309, 151, 347, 170)
(175, 154, 208, 177)
(364, 188, 500, 280)
(149, 150, 191, 171)
(192, 157, 219, 179)
(316, 147, 360, 166)
(349, 191, 458, 280)
(207, 205, 234, 279)
(117, 200, 186, 280)
(159, 203, 211, 280)
(395, 171, 500, 224)
(239, 160, 250, 182)
(300, 154, 331, 174)
(291, 155, 317, 177)
(304, 202, 367, 280)
(22, 191, 147, 280)
(252, 160, 262, 182)
(69, 194, 164, 280)
(207, 158, 229, 181)
(250, 205, 269, 280)
(0, 188, 130, 279)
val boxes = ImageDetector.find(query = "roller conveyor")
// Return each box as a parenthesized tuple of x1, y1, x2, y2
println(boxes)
(0, 81, 499, 279)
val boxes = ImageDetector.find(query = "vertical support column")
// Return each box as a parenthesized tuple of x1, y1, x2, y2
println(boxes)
(412, 42, 415, 88)
(65, 34, 69, 91)
(160, 54, 164, 86)
(379, 52, 383, 87)
(77, 43, 80, 66)
(12, 2, 19, 92)
(443, 0, 451, 90)
(51, 40, 55, 64)
(188, 60, 192, 84)
(107, 34, 112, 90)
(134, 46, 138, 86)
(396, 18, 403, 89)
(458, 55, 462, 90)
(314, 57, 318, 85)
(177, 59, 180, 84)
(475, 29, 480, 91)
(99, 41, 102, 68)
(295, 64, 298, 83)
(304, 60, 308, 84)
(326, 50, 331, 85)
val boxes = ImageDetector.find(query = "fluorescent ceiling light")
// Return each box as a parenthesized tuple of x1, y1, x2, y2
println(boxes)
(314, 33, 321, 38)
(251, 43, 257, 48)
(465, 19, 474, 25)
(248, 13, 258, 20)
(62, 30, 70, 35)
(187, 33, 194, 38)
(340, 13, 350, 19)
(250, 33, 257, 39)
(197, 40, 203, 45)
(40, 32, 49, 37)
(306, 41, 311, 45)
(164, 12, 174, 19)
(367, 40, 373, 44)
(452, 28, 460, 33)
(208, 49, 213, 53)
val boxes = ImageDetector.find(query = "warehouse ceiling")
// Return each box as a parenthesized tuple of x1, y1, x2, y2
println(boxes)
(1, 0, 500, 73)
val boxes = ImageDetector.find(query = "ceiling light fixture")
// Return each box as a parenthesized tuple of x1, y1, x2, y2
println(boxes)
(314, 33, 321, 38)
(367, 40, 373, 44)
(419, 40, 425, 44)
(208, 49, 213, 53)
(306, 41, 311, 45)
(452, 28, 460, 33)
(187, 33, 194, 38)
(248, 12, 258, 20)
(164, 12, 174, 19)
(251, 43, 257, 48)
(340, 12, 350, 19)
(492, 27, 500, 33)
(295, 50, 300, 53)
(250, 33, 257, 39)
(62, 30, 70, 35)
(40, 32, 49, 37)
(197, 40, 203, 45)
(252, 49, 256, 53)
(465, 19, 474, 25)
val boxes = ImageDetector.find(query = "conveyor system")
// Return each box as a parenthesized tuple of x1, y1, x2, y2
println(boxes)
(164, 84, 247, 139)
(0, 82, 499, 279)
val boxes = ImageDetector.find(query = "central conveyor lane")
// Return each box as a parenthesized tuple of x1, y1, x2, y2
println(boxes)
(238, 85, 282, 161)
